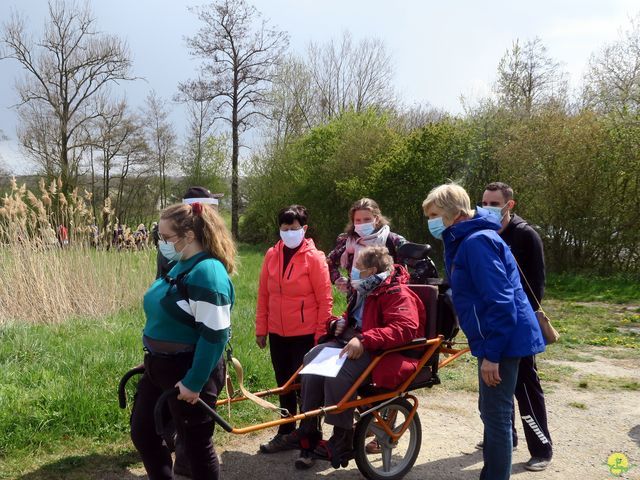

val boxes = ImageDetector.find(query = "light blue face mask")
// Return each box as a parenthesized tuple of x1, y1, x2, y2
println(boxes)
(159, 241, 183, 262)
(484, 205, 508, 222)
(354, 222, 375, 237)
(428, 217, 446, 240)
(350, 266, 361, 280)
(350, 266, 362, 288)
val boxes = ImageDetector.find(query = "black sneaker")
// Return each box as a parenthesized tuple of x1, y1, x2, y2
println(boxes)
(524, 457, 551, 471)
(259, 432, 300, 453)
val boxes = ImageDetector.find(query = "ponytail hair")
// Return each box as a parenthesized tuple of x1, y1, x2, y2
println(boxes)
(161, 203, 237, 274)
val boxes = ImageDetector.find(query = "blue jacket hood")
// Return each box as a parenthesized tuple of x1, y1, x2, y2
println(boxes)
(443, 208, 501, 275)
(442, 207, 545, 361)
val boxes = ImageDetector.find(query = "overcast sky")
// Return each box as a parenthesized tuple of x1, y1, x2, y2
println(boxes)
(0, 0, 638, 173)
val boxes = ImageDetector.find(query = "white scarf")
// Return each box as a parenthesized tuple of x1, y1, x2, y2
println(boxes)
(340, 225, 390, 269)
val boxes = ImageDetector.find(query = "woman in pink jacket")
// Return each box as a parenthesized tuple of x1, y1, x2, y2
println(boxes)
(255, 205, 333, 454)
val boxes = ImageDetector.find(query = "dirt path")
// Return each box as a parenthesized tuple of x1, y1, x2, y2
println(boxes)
(122, 360, 640, 480)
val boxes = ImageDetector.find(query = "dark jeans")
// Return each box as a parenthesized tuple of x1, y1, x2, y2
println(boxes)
(479, 357, 520, 480)
(514, 355, 553, 459)
(268, 332, 315, 434)
(300, 341, 371, 429)
(130, 352, 225, 480)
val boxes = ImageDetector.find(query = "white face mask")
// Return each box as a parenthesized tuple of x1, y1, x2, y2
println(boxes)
(159, 240, 183, 262)
(280, 228, 305, 249)
(354, 222, 375, 237)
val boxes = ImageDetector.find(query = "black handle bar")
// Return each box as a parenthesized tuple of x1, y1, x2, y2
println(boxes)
(154, 387, 233, 434)
(118, 365, 145, 409)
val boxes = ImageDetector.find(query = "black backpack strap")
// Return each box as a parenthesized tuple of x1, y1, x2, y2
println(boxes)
(163, 254, 212, 301)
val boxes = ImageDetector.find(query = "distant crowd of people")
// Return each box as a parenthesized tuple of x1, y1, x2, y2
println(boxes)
(54, 221, 156, 250)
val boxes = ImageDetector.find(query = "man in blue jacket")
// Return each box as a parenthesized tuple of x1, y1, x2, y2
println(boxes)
(423, 183, 545, 480)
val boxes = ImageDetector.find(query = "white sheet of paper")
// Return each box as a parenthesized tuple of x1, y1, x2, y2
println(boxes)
(299, 347, 347, 377)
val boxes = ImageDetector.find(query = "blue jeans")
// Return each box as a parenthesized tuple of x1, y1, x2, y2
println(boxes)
(478, 357, 520, 480)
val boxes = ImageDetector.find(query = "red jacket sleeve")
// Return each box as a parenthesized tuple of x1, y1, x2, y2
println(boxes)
(308, 250, 334, 341)
(361, 289, 420, 351)
(255, 249, 272, 337)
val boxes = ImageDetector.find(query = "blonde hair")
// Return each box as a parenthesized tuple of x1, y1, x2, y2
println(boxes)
(345, 198, 390, 235)
(356, 246, 394, 274)
(422, 183, 474, 221)
(161, 203, 237, 274)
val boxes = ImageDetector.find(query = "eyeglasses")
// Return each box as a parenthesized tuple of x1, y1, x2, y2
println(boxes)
(158, 232, 180, 243)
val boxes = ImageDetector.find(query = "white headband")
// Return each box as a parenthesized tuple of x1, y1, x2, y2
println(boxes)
(183, 197, 219, 205)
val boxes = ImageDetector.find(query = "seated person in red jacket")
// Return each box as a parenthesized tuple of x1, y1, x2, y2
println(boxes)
(294, 245, 425, 469)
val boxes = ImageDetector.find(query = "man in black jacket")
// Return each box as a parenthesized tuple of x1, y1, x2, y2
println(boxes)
(481, 181, 553, 472)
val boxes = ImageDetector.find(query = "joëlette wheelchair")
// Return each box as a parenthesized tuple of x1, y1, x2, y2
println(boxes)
(119, 242, 469, 480)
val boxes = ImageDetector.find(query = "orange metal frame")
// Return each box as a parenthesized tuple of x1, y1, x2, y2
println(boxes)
(214, 336, 470, 435)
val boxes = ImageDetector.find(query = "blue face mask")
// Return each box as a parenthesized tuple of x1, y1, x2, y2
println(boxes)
(428, 217, 446, 240)
(484, 205, 508, 222)
(159, 240, 183, 262)
(354, 222, 375, 237)
(351, 267, 361, 281)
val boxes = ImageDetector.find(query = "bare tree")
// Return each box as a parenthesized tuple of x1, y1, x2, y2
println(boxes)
(495, 38, 567, 115)
(175, 77, 218, 185)
(307, 32, 395, 120)
(266, 56, 318, 147)
(1, 0, 134, 193)
(86, 96, 149, 223)
(583, 14, 640, 116)
(186, 0, 289, 238)
(392, 103, 449, 132)
(264, 32, 396, 147)
(113, 122, 151, 223)
(142, 91, 176, 209)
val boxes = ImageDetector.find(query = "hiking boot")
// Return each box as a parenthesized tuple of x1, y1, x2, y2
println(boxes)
(259, 431, 301, 453)
(294, 450, 315, 470)
(524, 457, 551, 472)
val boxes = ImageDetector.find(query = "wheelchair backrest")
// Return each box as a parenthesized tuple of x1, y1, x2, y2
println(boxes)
(408, 284, 460, 342)
(407, 284, 438, 340)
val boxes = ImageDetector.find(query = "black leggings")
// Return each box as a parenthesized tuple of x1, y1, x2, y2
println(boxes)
(268, 333, 315, 434)
(130, 352, 225, 480)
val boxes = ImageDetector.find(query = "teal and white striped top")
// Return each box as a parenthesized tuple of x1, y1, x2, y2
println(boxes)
(142, 251, 234, 392)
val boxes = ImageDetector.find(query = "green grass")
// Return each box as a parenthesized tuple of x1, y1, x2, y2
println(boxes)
(0, 309, 143, 477)
(541, 300, 640, 350)
(0, 243, 347, 478)
(572, 375, 640, 391)
(1, 245, 639, 478)
(546, 273, 640, 303)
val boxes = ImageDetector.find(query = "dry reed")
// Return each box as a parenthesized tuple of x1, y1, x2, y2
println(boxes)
(0, 178, 154, 324)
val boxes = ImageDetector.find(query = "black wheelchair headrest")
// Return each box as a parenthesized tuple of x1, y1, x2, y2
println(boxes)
(398, 242, 432, 260)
